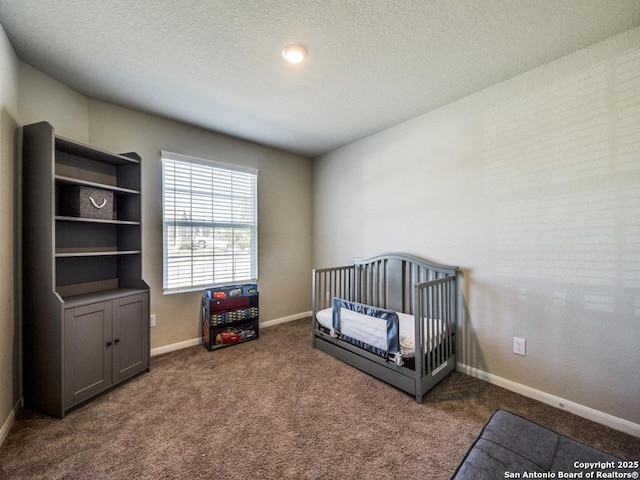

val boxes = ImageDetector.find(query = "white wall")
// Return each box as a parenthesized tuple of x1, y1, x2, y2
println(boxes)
(313, 27, 640, 427)
(0, 22, 20, 443)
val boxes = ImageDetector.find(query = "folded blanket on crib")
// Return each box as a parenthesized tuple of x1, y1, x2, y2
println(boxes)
(316, 297, 446, 359)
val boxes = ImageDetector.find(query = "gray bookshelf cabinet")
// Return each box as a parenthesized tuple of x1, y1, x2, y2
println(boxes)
(22, 121, 150, 419)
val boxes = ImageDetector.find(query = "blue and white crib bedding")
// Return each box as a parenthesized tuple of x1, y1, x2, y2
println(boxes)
(315, 297, 446, 360)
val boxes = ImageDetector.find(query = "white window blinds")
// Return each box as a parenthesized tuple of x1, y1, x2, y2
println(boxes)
(162, 151, 258, 294)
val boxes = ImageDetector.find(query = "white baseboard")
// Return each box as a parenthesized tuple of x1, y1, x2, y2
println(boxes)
(260, 311, 311, 328)
(150, 338, 201, 357)
(0, 399, 21, 448)
(150, 311, 309, 357)
(457, 362, 640, 438)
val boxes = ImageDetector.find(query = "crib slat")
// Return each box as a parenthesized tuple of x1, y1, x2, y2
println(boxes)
(415, 274, 456, 377)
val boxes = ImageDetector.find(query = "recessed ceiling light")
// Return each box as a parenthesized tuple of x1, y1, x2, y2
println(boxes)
(282, 44, 307, 64)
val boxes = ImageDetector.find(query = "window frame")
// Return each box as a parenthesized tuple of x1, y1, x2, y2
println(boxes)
(161, 150, 258, 294)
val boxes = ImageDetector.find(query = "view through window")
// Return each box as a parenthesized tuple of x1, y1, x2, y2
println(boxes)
(162, 151, 258, 293)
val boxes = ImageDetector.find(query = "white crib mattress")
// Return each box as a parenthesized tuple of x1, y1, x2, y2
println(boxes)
(316, 307, 444, 359)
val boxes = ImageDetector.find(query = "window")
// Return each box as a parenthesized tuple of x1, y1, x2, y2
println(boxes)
(162, 151, 258, 294)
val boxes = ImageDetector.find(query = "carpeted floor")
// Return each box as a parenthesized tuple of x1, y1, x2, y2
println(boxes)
(1, 318, 638, 479)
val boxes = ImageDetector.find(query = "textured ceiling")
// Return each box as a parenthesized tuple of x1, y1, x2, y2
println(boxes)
(1, 0, 640, 158)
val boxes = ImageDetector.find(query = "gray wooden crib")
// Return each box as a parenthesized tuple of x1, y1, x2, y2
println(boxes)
(312, 252, 459, 402)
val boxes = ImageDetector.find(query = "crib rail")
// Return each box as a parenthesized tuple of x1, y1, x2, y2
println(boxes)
(415, 275, 457, 379)
(312, 265, 355, 317)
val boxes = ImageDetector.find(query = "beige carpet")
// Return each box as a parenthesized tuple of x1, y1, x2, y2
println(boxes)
(1, 318, 638, 479)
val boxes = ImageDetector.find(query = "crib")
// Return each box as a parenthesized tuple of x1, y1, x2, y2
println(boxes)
(312, 252, 459, 402)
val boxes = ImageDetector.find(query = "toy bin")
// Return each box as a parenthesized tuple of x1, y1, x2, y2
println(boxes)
(201, 284, 259, 351)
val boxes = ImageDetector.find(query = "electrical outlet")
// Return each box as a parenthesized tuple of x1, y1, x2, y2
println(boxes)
(150, 314, 156, 328)
(513, 337, 526, 356)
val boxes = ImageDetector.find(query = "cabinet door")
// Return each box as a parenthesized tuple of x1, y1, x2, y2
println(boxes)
(64, 302, 113, 408)
(113, 293, 149, 382)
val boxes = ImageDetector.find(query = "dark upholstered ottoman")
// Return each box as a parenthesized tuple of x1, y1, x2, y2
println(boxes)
(452, 410, 632, 479)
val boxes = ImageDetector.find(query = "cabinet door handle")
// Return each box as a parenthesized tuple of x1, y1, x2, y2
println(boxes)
(106, 341, 113, 347)
(114, 338, 120, 344)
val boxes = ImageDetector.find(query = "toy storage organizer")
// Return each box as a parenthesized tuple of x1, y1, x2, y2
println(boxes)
(202, 284, 259, 350)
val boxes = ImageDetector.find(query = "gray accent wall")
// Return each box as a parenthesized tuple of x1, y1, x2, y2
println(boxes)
(313, 26, 640, 426)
